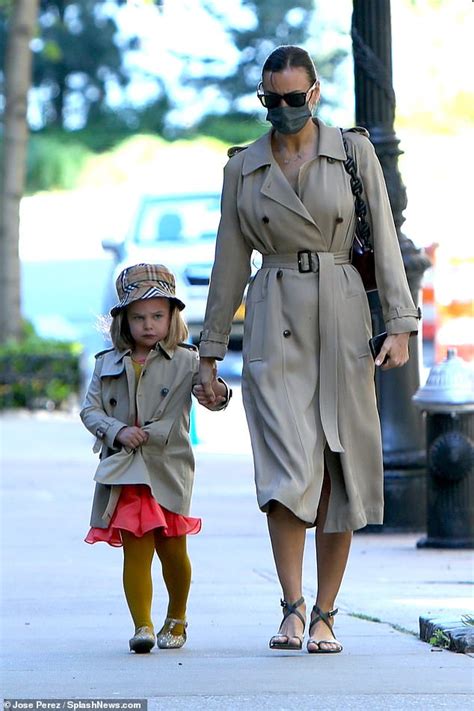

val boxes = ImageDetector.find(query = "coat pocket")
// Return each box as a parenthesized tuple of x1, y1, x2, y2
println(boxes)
(343, 293, 372, 358)
(245, 299, 266, 362)
(142, 417, 175, 448)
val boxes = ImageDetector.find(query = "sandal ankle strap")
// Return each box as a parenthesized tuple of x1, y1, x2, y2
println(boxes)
(164, 617, 187, 629)
(309, 605, 338, 635)
(280, 596, 305, 628)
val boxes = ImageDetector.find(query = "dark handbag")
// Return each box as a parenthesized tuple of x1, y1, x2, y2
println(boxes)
(341, 134, 377, 292)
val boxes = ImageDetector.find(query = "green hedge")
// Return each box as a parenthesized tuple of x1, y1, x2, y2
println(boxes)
(26, 134, 91, 193)
(0, 329, 82, 410)
(1, 118, 268, 193)
(193, 112, 267, 145)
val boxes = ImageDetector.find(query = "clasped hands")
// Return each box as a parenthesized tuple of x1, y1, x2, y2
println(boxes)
(115, 357, 225, 450)
(116, 336, 409, 449)
(194, 356, 226, 409)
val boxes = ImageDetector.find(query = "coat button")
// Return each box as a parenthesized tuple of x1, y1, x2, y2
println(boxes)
(262, 216, 269, 224)
(336, 216, 343, 224)
(161, 387, 169, 396)
(283, 329, 291, 338)
(327, 157, 335, 164)
(109, 398, 117, 406)
(276, 269, 283, 279)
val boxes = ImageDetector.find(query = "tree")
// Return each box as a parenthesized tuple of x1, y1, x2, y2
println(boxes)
(29, 0, 128, 129)
(180, 0, 347, 114)
(0, 0, 39, 343)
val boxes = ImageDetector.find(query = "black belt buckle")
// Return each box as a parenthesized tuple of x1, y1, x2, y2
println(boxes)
(297, 250, 315, 273)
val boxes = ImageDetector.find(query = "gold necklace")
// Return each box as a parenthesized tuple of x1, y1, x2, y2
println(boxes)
(282, 152, 303, 164)
(274, 129, 317, 165)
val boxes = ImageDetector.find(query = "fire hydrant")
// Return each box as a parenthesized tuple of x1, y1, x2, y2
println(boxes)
(413, 349, 474, 549)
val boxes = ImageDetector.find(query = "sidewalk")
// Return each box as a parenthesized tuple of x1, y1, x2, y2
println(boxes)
(1, 407, 473, 709)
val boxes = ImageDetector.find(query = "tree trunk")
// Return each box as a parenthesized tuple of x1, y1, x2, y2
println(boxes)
(52, 0, 66, 126)
(0, 0, 39, 343)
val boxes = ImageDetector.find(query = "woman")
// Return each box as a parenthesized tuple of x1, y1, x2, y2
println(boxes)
(198, 45, 419, 653)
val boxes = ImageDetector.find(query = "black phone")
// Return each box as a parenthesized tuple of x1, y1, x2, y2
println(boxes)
(369, 331, 388, 362)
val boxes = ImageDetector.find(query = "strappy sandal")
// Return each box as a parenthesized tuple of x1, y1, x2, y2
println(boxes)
(307, 605, 343, 654)
(269, 596, 305, 650)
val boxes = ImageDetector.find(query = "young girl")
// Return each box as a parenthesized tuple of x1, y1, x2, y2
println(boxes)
(81, 263, 230, 654)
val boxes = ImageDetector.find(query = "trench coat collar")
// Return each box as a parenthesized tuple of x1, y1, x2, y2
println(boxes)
(112, 341, 174, 363)
(241, 118, 346, 176)
(317, 119, 347, 161)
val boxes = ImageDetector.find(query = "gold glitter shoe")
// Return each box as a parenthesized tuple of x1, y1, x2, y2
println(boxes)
(129, 625, 155, 653)
(156, 617, 187, 649)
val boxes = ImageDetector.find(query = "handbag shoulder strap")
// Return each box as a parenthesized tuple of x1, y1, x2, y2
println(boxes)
(340, 128, 372, 251)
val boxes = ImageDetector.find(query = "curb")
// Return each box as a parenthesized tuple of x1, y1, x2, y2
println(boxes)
(419, 615, 474, 654)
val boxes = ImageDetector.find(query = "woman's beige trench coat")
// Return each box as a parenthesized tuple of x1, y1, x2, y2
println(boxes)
(80, 342, 200, 528)
(200, 118, 420, 533)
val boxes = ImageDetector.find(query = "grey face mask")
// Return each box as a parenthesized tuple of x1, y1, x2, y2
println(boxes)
(266, 103, 312, 135)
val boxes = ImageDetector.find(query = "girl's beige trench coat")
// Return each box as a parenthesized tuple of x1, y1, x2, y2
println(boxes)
(80, 342, 201, 528)
(199, 118, 420, 533)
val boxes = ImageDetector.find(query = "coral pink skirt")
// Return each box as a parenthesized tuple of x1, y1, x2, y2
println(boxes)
(85, 484, 201, 547)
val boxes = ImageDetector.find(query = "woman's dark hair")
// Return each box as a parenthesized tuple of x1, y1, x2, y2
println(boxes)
(262, 45, 318, 85)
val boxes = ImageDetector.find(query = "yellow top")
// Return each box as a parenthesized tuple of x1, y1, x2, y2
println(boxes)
(131, 358, 144, 381)
(131, 357, 145, 425)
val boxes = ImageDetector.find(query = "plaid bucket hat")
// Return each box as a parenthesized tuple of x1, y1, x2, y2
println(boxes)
(110, 263, 186, 317)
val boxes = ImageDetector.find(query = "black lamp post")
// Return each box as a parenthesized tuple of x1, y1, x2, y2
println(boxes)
(352, 0, 431, 531)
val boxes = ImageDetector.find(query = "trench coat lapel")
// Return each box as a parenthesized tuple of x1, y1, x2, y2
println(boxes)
(242, 120, 348, 227)
(243, 132, 316, 226)
(262, 164, 317, 226)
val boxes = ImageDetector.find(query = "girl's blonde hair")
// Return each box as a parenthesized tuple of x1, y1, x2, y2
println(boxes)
(109, 300, 189, 352)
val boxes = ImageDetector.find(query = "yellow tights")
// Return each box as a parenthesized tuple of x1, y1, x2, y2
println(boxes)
(122, 530, 191, 635)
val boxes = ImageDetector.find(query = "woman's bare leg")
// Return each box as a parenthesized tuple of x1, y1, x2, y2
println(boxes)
(267, 501, 307, 644)
(308, 471, 352, 650)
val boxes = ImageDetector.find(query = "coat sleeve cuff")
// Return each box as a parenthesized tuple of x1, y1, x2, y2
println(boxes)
(199, 339, 228, 360)
(385, 306, 421, 321)
(101, 420, 127, 449)
(385, 316, 419, 336)
(200, 329, 229, 344)
(385, 306, 421, 336)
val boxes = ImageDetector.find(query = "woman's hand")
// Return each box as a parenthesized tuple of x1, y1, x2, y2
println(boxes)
(198, 356, 218, 406)
(376, 333, 410, 370)
(193, 384, 226, 410)
(115, 426, 149, 449)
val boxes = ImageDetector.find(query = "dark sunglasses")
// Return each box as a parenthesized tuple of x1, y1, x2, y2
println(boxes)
(257, 81, 317, 110)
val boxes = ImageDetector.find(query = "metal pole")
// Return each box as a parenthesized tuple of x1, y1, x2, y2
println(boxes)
(352, 0, 431, 531)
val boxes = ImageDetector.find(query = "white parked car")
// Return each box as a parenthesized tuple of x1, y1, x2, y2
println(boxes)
(102, 193, 246, 346)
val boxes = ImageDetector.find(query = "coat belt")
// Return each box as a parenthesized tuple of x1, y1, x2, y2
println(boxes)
(261, 250, 351, 453)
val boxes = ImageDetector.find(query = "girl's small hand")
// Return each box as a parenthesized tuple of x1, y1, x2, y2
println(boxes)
(199, 357, 217, 404)
(116, 426, 149, 449)
(193, 384, 226, 409)
(376, 332, 410, 370)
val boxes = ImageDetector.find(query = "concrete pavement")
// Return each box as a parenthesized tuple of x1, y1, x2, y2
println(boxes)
(1, 402, 473, 709)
